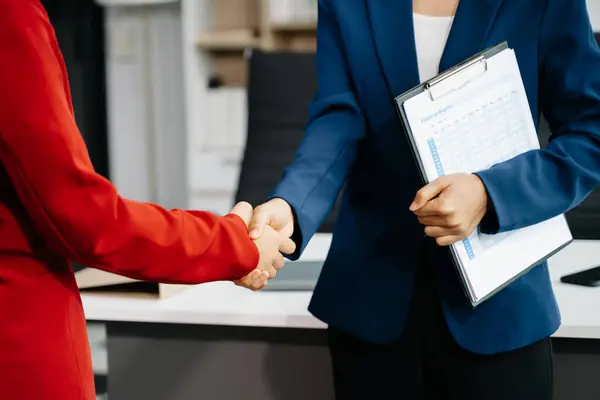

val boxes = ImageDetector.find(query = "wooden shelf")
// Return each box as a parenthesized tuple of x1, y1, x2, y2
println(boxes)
(270, 20, 317, 33)
(196, 29, 258, 51)
(195, 1, 318, 86)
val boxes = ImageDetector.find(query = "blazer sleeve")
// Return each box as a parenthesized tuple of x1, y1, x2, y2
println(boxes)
(0, 2, 259, 284)
(269, 0, 366, 259)
(475, 0, 600, 233)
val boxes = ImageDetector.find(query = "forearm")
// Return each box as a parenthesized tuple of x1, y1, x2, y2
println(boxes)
(0, 1, 259, 284)
(271, 99, 363, 258)
(477, 0, 600, 232)
(476, 133, 600, 232)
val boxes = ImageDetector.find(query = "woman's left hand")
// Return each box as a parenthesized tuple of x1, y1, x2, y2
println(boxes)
(410, 173, 488, 246)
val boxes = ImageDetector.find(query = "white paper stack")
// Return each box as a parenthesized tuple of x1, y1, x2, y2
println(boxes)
(269, 0, 317, 24)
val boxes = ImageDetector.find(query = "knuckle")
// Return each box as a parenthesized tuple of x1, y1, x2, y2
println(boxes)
(238, 201, 252, 209)
(252, 207, 266, 221)
(447, 216, 460, 227)
(457, 222, 469, 235)
(266, 265, 277, 278)
(439, 201, 453, 214)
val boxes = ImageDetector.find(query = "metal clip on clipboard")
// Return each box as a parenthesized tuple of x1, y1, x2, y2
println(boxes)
(425, 55, 488, 101)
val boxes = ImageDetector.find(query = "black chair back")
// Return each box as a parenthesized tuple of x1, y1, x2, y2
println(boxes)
(235, 50, 341, 232)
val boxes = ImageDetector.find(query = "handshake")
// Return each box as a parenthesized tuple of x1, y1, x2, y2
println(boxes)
(229, 198, 296, 291)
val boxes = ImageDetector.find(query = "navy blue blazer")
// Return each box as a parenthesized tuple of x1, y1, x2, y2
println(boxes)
(271, 0, 600, 354)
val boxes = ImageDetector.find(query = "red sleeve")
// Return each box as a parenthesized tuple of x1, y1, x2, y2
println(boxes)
(0, 1, 259, 284)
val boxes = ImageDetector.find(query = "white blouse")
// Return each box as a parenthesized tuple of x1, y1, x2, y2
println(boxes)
(413, 13, 455, 83)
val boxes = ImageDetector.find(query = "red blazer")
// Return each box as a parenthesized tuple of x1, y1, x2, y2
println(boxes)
(0, 1, 259, 398)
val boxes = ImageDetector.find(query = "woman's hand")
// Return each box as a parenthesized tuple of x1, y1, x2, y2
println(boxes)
(410, 173, 488, 246)
(229, 202, 296, 291)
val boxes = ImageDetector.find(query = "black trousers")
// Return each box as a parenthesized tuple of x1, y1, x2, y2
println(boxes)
(327, 250, 553, 400)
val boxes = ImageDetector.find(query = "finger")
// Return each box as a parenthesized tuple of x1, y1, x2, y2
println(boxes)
(424, 225, 461, 238)
(417, 215, 452, 226)
(229, 201, 254, 227)
(246, 275, 268, 291)
(255, 281, 268, 291)
(261, 264, 277, 279)
(248, 206, 270, 239)
(238, 269, 261, 283)
(268, 266, 277, 279)
(249, 269, 268, 291)
(252, 271, 269, 291)
(279, 237, 297, 255)
(234, 269, 265, 291)
(413, 196, 451, 217)
(410, 177, 451, 211)
(435, 235, 463, 246)
(273, 253, 285, 270)
(280, 220, 295, 238)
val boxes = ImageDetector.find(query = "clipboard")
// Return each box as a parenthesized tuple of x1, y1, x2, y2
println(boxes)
(394, 42, 573, 307)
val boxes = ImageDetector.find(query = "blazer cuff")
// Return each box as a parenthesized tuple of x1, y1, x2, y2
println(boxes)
(474, 168, 515, 233)
(478, 195, 500, 234)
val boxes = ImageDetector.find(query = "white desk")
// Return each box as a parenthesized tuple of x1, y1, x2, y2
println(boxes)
(83, 237, 600, 400)
(82, 236, 600, 339)
(547, 240, 600, 339)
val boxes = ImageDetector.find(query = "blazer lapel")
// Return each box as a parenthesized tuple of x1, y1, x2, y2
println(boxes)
(439, 0, 505, 72)
(366, 0, 420, 98)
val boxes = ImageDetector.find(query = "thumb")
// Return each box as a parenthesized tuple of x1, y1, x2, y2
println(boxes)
(279, 236, 297, 255)
(229, 202, 254, 227)
(248, 205, 270, 240)
(410, 177, 450, 211)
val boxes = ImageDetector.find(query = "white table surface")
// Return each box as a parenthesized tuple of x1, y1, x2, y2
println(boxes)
(82, 235, 600, 339)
